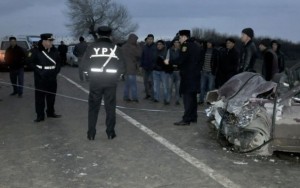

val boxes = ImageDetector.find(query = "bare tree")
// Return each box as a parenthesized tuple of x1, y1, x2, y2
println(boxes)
(192, 27, 221, 40)
(66, 0, 138, 42)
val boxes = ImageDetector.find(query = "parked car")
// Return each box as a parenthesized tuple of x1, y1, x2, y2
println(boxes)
(206, 63, 300, 156)
(66, 45, 78, 67)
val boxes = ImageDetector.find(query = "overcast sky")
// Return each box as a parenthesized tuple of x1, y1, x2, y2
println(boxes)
(0, 0, 299, 42)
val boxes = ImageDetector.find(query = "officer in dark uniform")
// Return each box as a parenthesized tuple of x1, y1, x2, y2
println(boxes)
(174, 30, 201, 126)
(82, 26, 125, 140)
(27, 33, 61, 122)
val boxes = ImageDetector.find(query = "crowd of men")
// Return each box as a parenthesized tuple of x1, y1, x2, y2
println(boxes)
(121, 27, 284, 107)
(120, 27, 285, 125)
(1, 26, 285, 138)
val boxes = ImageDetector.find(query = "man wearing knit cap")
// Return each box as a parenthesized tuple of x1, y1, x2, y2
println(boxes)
(239, 27, 257, 72)
(174, 29, 201, 126)
(259, 39, 279, 81)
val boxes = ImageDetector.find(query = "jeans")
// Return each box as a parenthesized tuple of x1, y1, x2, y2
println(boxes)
(123, 74, 138, 100)
(169, 71, 180, 102)
(153, 70, 170, 102)
(10, 68, 24, 94)
(143, 69, 153, 97)
(199, 71, 215, 103)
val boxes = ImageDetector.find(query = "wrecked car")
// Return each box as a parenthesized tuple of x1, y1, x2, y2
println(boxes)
(206, 63, 300, 155)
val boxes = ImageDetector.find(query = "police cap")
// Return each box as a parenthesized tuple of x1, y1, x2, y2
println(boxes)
(40, 33, 54, 41)
(178, 30, 191, 38)
(97, 26, 112, 36)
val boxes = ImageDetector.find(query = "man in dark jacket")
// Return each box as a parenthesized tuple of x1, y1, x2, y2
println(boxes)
(73, 36, 88, 81)
(217, 38, 240, 87)
(5, 36, 26, 97)
(152, 40, 169, 104)
(259, 39, 279, 81)
(82, 26, 125, 140)
(239, 28, 257, 72)
(121, 33, 141, 102)
(271, 40, 285, 73)
(174, 30, 201, 126)
(140, 34, 156, 99)
(165, 38, 181, 105)
(199, 40, 219, 104)
(27, 33, 61, 122)
(57, 41, 68, 66)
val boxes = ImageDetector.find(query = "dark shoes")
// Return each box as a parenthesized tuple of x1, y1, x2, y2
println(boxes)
(10, 92, 17, 96)
(191, 119, 197, 123)
(47, 114, 62, 118)
(10, 92, 23, 97)
(144, 95, 151, 100)
(34, 117, 45, 123)
(87, 132, 96, 140)
(175, 101, 180, 105)
(107, 133, 117, 140)
(34, 114, 61, 123)
(164, 101, 170, 105)
(124, 99, 139, 103)
(106, 130, 117, 140)
(174, 120, 190, 126)
(87, 131, 116, 140)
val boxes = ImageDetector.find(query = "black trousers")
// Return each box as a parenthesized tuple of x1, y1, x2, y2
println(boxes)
(10, 68, 24, 94)
(182, 92, 198, 122)
(35, 79, 57, 118)
(88, 86, 117, 136)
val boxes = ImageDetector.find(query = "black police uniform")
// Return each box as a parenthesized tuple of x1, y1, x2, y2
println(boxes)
(82, 26, 125, 140)
(174, 30, 201, 126)
(27, 33, 61, 122)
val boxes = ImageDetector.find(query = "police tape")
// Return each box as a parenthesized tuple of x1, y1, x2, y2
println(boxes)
(0, 80, 206, 114)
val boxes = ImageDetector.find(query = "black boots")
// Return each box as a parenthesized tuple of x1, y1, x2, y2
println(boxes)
(34, 117, 45, 123)
(87, 131, 96, 140)
(47, 114, 62, 118)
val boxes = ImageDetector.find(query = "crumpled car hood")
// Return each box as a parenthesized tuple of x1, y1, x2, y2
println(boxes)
(218, 72, 277, 114)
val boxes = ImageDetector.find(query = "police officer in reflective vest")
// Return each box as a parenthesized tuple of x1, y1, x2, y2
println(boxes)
(27, 33, 61, 122)
(82, 26, 125, 140)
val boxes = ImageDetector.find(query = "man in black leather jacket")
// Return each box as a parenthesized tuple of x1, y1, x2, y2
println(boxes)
(239, 28, 258, 72)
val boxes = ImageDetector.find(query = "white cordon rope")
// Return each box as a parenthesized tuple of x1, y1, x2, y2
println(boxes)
(0, 80, 206, 114)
